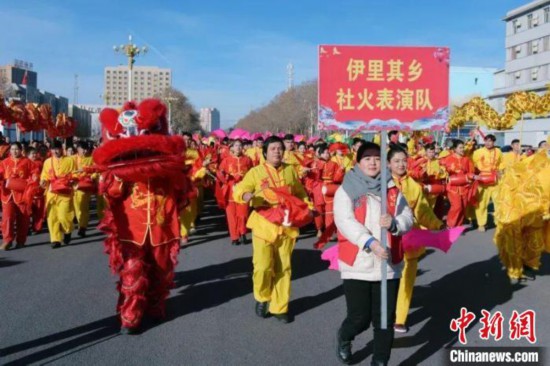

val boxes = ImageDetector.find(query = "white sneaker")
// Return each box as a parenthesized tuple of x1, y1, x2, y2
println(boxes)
(394, 324, 408, 333)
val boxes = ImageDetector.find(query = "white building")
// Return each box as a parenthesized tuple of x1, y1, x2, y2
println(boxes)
(487, 0, 550, 147)
(200, 108, 220, 132)
(104, 66, 172, 106)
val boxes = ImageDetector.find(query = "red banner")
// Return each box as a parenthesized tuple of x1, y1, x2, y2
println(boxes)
(318, 45, 450, 131)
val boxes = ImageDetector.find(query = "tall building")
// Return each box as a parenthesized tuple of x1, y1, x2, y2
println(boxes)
(200, 108, 221, 132)
(487, 0, 550, 146)
(104, 66, 172, 106)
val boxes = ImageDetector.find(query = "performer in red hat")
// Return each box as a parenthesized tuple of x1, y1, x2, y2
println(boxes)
(94, 99, 188, 334)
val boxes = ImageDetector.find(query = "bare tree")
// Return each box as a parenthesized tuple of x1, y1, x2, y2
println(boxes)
(156, 87, 201, 133)
(236, 80, 317, 134)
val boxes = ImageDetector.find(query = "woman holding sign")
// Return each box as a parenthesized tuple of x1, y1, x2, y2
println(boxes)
(333, 142, 413, 365)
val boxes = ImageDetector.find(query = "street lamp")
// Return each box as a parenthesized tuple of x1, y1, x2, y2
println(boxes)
(113, 35, 147, 101)
(163, 92, 178, 134)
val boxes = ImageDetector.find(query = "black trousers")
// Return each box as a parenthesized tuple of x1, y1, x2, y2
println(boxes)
(339, 278, 400, 364)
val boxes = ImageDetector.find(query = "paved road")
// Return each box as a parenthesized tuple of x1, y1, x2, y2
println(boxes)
(1, 201, 549, 365)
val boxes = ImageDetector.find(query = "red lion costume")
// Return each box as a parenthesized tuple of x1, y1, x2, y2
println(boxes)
(94, 99, 188, 334)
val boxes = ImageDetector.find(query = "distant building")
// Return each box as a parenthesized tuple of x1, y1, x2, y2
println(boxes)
(104, 66, 172, 106)
(0, 61, 71, 142)
(69, 105, 93, 138)
(487, 0, 550, 146)
(200, 108, 221, 132)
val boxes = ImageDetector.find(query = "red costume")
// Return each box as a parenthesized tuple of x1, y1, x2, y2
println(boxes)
(0, 156, 38, 247)
(306, 157, 327, 232)
(321, 159, 345, 240)
(217, 154, 253, 242)
(442, 153, 475, 227)
(29, 159, 46, 232)
(94, 99, 188, 332)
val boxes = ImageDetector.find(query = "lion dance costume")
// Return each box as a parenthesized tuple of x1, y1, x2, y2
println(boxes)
(494, 146, 550, 282)
(94, 99, 188, 333)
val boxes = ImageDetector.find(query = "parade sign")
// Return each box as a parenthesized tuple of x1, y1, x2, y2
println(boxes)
(318, 45, 450, 131)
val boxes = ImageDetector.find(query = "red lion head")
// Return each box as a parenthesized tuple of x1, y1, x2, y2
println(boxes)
(93, 98, 185, 181)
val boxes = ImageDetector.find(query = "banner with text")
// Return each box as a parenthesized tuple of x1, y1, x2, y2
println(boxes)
(318, 45, 450, 131)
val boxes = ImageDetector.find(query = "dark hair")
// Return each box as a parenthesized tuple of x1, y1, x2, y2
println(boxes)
(52, 140, 63, 150)
(485, 134, 496, 142)
(352, 137, 364, 146)
(11, 142, 23, 150)
(387, 145, 408, 161)
(297, 141, 306, 148)
(255, 136, 264, 142)
(283, 134, 294, 141)
(26, 147, 37, 154)
(538, 140, 546, 148)
(317, 144, 329, 155)
(230, 139, 243, 147)
(356, 141, 381, 162)
(262, 136, 285, 159)
(425, 143, 436, 151)
(511, 139, 520, 145)
(77, 141, 90, 150)
(388, 130, 398, 138)
(452, 139, 465, 150)
(181, 132, 192, 138)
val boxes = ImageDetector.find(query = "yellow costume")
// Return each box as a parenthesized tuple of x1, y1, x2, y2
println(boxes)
(246, 146, 265, 166)
(331, 154, 353, 172)
(494, 149, 550, 280)
(233, 163, 311, 315)
(179, 148, 205, 238)
(41, 156, 77, 243)
(500, 151, 524, 171)
(393, 175, 443, 326)
(72, 155, 94, 230)
(425, 158, 447, 209)
(472, 147, 502, 229)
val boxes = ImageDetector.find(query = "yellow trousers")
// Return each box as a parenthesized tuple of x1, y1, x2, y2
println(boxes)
(73, 190, 91, 229)
(252, 233, 295, 314)
(475, 185, 498, 227)
(395, 247, 425, 325)
(179, 198, 198, 237)
(46, 195, 75, 243)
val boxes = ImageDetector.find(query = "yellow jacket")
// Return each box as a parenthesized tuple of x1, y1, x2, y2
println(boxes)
(473, 147, 502, 173)
(233, 163, 311, 243)
(500, 151, 524, 171)
(393, 175, 443, 231)
(426, 159, 447, 180)
(331, 155, 354, 172)
(41, 156, 77, 202)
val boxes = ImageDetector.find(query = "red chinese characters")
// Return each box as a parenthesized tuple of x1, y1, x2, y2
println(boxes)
(509, 310, 536, 344)
(450, 307, 476, 345)
(479, 309, 504, 341)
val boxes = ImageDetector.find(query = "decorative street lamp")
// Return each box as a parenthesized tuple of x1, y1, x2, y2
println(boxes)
(113, 35, 147, 101)
(163, 91, 178, 134)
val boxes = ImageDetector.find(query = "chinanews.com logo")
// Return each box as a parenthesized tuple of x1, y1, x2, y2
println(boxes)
(445, 307, 544, 365)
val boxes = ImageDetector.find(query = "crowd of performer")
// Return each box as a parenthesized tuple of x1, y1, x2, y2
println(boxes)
(1, 125, 548, 365)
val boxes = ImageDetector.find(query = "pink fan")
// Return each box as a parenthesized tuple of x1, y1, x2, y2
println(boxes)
(229, 128, 247, 139)
(307, 136, 320, 144)
(402, 226, 465, 253)
(211, 129, 227, 139)
(251, 132, 262, 140)
(294, 134, 305, 142)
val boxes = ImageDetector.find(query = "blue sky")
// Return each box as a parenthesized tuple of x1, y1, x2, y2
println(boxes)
(0, 0, 526, 127)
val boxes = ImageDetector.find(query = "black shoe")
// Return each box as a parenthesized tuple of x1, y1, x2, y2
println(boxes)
(370, 360, 387, 366)
(51, 242, 61, 249)
(120, 326, 140, 335)
(231, 240, 240, 246)
(523, 265, 537, 280)
(240, 235, 247, 245)
(272, 313, 290, 323)
(78, 228, 87, 238)
(63, 233, 72, 245)
(255, 301, 268, 318)
(337, 330, 352, 364)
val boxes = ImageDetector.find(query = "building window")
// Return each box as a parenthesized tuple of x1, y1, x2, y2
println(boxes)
(515, 44, 522, 57)
(514, 71, 522, 84)
(544, 36, 550, 51)
(545, 7, 549, 23)
(512, 19, 519, 33)
(528, 14, 533, 28)
(531, 67, 539, 81)
(532, 40, 539, 54)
